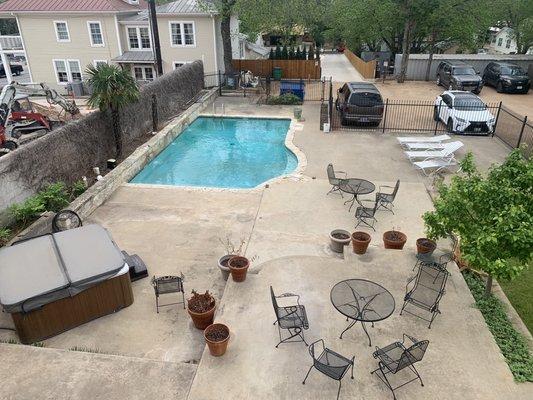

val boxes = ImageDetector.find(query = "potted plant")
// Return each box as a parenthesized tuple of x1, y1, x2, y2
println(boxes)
(228, 255, 251, 282)
(187, 290, 216, 330)
(217, 236, 246, 280)
(329, 229, 352, 253)
(204, 323, 230, 356)
(383, 229, 407, 250)
(351, 231, 371, 254)
(416, 238, 436, 254)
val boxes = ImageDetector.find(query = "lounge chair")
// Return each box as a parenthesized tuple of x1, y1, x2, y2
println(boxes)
(413, 159, 458, 176)
(403, 142, 446, 150)
(397, 134, 450, 146)
(405, 141, 463, 161)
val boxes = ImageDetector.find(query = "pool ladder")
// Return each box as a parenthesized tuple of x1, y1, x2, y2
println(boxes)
(213, 103, 225, 116)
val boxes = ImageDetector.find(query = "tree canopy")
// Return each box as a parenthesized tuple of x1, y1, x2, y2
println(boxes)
(423, 150, 533, 293)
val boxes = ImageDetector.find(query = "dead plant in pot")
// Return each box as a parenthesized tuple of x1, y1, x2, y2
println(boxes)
(383, 228, 407, 250)
(228, 253, 258, 283)
(217, 236, 246, 280)
(187, 290, 216, 330)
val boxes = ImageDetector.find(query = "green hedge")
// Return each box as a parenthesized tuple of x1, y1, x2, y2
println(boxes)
(266, 93, 303, 105)
(463, 271, 533, 382)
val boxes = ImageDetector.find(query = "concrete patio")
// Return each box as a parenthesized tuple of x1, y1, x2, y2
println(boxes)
(1, 97, 530, 399)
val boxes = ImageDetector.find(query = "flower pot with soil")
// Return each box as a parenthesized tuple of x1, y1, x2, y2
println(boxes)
(187, 290, 216, 330)
(329, 229, 352, 253)
(228, 256, 250, 282)
(416, 238, 437, 254)
(351, 231, 371, 254)
(204, 323, 230, 356)
(383, 230, 407, 250)
(217, 254, 234, 280)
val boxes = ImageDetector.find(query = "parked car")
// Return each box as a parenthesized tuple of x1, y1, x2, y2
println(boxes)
(436, 61, 483, 94)
(0, 63, 23, 78)
(482, 62, 530, 94)
(335, 82, 384, 126)
(434, 91, 495, 135)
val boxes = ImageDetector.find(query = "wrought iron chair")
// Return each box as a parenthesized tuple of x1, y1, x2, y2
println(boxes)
(376, 180, 400, 213)
(151, 274, 185, 313)
(401, 262, 449, 328)
(270, 286, 309, 348)
(302, 339, 355, 400)
(413, 251, 453, 273)
(354, 199, 379, 231)
(371, 334, 429, 400)
(327, 164, 347, 197)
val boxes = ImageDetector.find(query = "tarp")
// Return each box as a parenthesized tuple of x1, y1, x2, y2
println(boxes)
(0, 224, 126, 313)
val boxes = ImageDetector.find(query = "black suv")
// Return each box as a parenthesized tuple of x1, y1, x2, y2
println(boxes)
(436, 61, 483, 94)
(482, 62, 530, 94)
(335, 82, 384, 126)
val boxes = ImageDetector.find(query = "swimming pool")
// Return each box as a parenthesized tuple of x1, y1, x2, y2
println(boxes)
(131, 116, 298, 188)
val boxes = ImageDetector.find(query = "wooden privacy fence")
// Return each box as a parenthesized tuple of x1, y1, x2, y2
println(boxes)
(344, 49, 376, 79)
(231, 59, 321, 79)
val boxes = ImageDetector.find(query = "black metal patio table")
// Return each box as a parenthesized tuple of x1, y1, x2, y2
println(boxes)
(338, 179, 375, 212)
(330, 279, 395, 346)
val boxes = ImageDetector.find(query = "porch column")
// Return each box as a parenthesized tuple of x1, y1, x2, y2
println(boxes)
(0, 41, 12, 83)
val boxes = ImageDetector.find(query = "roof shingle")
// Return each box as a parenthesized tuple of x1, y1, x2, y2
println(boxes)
(0, 0, 147, 13)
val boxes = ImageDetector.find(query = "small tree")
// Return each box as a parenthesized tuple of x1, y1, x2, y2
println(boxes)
(315, 45, 320, 60)
(274, 44, 282, 59)
(308, 45, 315, 60)
(288, 47, 295, 59)
(86, 64, 139, 159)
(281, 45, 289, 59)
(302, 46, 308, 60)
(423, 150, 533, 295)
(296, 46, 302, 59)
(269, 48, 275, 59)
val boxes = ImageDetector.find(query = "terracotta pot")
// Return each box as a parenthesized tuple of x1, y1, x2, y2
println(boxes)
(188, 305, 216, 330)
(228, 256, 250, 282)
(416, 238, 436, 254)
(383, 231, 407, 250)
(351, 231, 371, 254)
(329, 229, 352, 253)
(218, 254, 234, 280)
(204, 323, 230, 357)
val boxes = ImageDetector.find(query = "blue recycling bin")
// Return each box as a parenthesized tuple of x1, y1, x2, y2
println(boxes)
(280, 80, 305, 101)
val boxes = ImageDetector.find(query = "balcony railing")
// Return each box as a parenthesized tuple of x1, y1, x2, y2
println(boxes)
(0, 36, 23, 51)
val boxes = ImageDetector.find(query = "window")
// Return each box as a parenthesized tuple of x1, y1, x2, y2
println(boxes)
(88, 21, 104, 47)
(169, 22, 195, 46)
(497, 38, 503, 47)
(53, 59, 82, 84)
(93, 60, 108, 67)
(127, 26, 151, 50)
(506, 39, 511, 49)
(133, 66, 155, 81)
(173, 61, 190, 69)
(54, 21, 70, 42)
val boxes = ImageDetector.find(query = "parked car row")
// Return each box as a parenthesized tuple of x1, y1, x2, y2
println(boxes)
(435, 60, 530, 94)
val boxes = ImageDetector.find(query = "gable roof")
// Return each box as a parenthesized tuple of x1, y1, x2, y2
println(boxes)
(155, 0, 214, 14)
(0, 0, 147, 13)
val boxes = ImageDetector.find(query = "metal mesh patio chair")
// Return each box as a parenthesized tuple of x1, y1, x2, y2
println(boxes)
(327, 164, 347, 197)
(302, 339, 355, 400)
(401, 262, 449, 328)
(354, 199, 379, 231)
(270, 286, 309, 348)
(371, 334, 429, 400)
(151, 274, 185, 313)
(376, 180, 400, 213)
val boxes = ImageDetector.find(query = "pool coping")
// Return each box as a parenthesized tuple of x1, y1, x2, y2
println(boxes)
(125, 113, 308, 193)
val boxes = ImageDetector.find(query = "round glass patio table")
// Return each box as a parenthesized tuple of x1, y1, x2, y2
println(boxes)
(330, 279, 395, 346)
(338, 179, 375, 212)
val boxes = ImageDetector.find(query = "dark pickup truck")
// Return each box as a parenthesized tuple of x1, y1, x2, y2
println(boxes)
(0, 63, 23, 78)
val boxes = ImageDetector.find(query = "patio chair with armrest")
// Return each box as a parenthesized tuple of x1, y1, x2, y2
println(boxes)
(302, 339, 355, 400)
(327, 164, 347, 197)
(397, 134, 450, 146)
(371, 334, 429, 400)
(270, 286, 309, 348)
(400, 262, 449, 328)
(376, 180, 400, 214)
(354, 199, 379, 231)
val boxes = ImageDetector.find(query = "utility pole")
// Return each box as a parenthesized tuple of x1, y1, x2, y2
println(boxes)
(147, 0, 163, 76)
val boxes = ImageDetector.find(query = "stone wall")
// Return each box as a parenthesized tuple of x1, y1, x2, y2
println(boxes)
(0, 61, 204, 225)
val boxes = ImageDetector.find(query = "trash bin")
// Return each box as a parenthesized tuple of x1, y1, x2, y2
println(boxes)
(293, 107, 302, 121)
(280, 80, 305, 101)
(70, 81, 84, 97)
(272, 67, 282, 81)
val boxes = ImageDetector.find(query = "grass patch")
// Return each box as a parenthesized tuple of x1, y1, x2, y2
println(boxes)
(499, 263, 533, 334)
(463, 271, 533, 382)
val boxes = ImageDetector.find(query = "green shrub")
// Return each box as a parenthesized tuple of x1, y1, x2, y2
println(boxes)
(70, 180, 87, 199)
(0, 227, 11, 246)
(463, 271, 533, 382)
(266, 93, 303, 105)
(10, 196, 45, 225)
(37, 182, 70, 212)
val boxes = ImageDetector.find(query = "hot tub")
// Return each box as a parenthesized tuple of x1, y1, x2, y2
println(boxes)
(0, 224, 133, 344)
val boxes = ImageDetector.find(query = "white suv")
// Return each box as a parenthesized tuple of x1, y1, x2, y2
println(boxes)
(434, 91, 495, 135)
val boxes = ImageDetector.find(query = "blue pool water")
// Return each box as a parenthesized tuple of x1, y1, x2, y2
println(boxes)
(131, 117, 297, 188)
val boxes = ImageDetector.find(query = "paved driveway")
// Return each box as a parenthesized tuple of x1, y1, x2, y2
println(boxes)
(321, 53, 364, 82)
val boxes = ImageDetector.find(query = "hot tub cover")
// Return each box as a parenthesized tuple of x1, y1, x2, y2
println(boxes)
(0, 224, 126, 313)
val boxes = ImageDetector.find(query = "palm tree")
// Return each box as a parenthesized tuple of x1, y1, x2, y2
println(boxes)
(86, 64, 139, 158)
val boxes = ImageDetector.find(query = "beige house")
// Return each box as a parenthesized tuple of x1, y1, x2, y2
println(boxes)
(0, 0, 245, 92)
